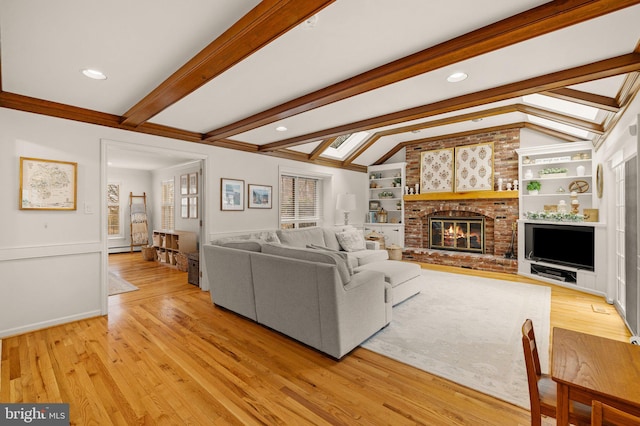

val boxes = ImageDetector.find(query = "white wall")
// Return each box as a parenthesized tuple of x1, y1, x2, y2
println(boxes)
(0, 108, 366, 338)
(107, 167, 153, 252)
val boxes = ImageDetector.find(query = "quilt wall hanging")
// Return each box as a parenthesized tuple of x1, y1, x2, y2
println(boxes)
(420, 148, 454, 193)
(454, 142, 494, 192)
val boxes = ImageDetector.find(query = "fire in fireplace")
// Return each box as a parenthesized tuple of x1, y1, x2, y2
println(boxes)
(429, 216, 485, 253)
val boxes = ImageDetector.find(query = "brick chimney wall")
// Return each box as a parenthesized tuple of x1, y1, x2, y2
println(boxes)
(403, 128, 521, 274)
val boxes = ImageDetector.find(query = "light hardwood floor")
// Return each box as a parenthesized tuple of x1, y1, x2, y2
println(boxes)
(1, 253, 630, 425)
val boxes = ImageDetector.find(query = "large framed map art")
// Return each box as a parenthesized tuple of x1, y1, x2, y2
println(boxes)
(19, 157, 77, 210)
(420, 148, 454, 193)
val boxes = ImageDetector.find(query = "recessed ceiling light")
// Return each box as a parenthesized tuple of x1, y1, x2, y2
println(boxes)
(447, 72, 468, 83)
(411, 130, 421, 134)
(81, 68, 107, 80)
(472, 118, 483, 122)
(276, 126, 288, 132)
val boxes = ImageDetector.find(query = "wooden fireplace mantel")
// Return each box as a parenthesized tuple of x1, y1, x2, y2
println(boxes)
(404, 190, 519, 201)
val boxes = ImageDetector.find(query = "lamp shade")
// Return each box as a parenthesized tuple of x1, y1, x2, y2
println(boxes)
(336, 193, 356, 211)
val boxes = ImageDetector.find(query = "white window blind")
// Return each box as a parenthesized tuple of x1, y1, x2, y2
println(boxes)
(280, 174, 321, 229)
(161, 179, 175, 230)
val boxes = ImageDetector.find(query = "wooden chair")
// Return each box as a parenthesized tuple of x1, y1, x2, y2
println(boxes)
(521, 319, 591, 426)
(591, 401, 640, 425)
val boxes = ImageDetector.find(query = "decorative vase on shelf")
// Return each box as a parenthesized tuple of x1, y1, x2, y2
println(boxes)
(524, 169, 533, 179)
(576, 165, 585, 176)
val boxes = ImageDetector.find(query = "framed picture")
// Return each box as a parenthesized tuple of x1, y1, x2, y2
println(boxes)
(455, 142, 494, 192)
(181, 197, 188, 218)
(180, 174, 188, 195)
(189, 173, 198, 195)
(420, 148, 454, 193)
(221, 178, 244, 211)
(20, 157, 78, 210)
(189, 196, 198, 218)
(248, 184, 272, 209)
(369, 200, 381, 211)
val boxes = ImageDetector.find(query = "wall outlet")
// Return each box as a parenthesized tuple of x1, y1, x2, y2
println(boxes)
(84, 202, 93, 214)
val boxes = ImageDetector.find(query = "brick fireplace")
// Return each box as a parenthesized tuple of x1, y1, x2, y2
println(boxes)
(401, 128, 520, 274)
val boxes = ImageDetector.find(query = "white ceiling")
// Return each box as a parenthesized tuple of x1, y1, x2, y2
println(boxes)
(2, 0, 640, 170)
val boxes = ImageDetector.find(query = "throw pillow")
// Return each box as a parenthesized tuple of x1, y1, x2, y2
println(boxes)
(336, 229, 366, 252)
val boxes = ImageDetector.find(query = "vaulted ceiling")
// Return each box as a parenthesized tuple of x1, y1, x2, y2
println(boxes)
(1, 0, 640, 172)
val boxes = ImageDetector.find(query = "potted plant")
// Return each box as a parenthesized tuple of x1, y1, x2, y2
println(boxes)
(393, 177, 402, 187)
(527, 180, 541, 195)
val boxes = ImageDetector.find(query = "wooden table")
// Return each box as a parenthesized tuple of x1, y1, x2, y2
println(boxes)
(551, 327, 640, 426)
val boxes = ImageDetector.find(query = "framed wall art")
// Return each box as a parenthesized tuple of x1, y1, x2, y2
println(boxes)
(221, 178, 244, 211)
(455, 142, 494, 192)
(180, 174, 188, 195)
(20, 157, 78, 210)
(189, 172, 198, 194)
(189, 196, 198, 218)
(420, 148, 454, 193)
(248, 184, 272, 209)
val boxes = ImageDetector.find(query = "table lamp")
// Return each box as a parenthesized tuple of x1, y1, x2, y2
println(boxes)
(336, 193, 356, 225)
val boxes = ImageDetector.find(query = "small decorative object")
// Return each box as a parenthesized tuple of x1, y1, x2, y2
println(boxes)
(557, 199, 567, 213)
(497, 178, 503, 191)
(20, 157, 78, 210)
(506, 182, 512, 191)
(539, 167, 568, 177)
(221, 178, 244, 211)
(414, 183, 420, 194)
(583, 208, 599, 222)
(248, 184, 272, 209)
(557, 186, 566, 193)
(544, 205, 558, 212)
(369, 200, 381, 211)
(405, 185, 409, 195)
(377, 208, 388, 223)
(581, 153, 590, 160)
(409, 188, 415, 195)
(525, 169, 533, 179)
(393, 177, 402, 187)
(527, 180, 541, 195)
(387, 244, 402, 261)
(568, 179, 589, 193)
(370, 182, 377, 188)
(396, 200, 402, 210)
(570, 191, 579, 214)
(378, 191, 394, 199)
(524, 211, 584, 222)
(576, 165, 585, 176)
(513, 180, 519, 191)
(523, 156, 532, 164)
(596, 163, 603, 198)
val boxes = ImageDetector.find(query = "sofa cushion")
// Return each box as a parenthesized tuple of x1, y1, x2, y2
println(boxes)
(277, 227, 326, 248)
(263, 243, 351, 285)
(212, 231, 280, 245)
(322, 226, 353, 250)
(355, 260, 421, 287)
(219, 239, 263, 252)
(306, 244, 355, 275)
(336, 229, 366, 252)
(348, 249, 389, 266)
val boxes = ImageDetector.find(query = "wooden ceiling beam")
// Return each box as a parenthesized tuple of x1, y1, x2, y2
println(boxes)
(120, 0, 335, 128)
(541, 88, 620, 112)
(259, 52, 640, 152)
(204, 0, 640, 142)
(309, 137, 338, 161)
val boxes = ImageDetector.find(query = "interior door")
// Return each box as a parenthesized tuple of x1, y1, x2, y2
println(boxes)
(627, 157, 638, 335)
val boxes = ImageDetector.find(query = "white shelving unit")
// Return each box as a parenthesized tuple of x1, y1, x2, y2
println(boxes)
(516, 141, 595, 217)
(516, 142, 606, 296)
(366, 162, 405, 247)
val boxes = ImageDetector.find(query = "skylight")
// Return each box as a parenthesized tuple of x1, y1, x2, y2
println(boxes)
(323, 132, 370, 159)
(523, 94, 599, 120)
(528, 116, 590, 139)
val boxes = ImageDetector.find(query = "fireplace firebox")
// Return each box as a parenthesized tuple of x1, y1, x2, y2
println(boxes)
(428, 216, 485, 253)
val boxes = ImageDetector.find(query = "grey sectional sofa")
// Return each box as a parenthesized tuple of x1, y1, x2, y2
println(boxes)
(203, 226, 423, 359)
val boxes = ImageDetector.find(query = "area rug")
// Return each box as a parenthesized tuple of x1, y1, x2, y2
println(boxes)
(108, 272, 139, 296)
(361, 269, 551, 409)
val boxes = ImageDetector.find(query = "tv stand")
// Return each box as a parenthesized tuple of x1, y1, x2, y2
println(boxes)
(517, 220, 607, 298)
(530, 263, 576, 283)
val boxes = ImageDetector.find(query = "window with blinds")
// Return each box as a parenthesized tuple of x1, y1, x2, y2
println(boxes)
(107, 183, 121, 237)
(161, 179, 175, 230)
(280, 174, 321, 229)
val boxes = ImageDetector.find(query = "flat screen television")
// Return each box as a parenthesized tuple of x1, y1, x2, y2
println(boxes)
(524, 223, 594, 271)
